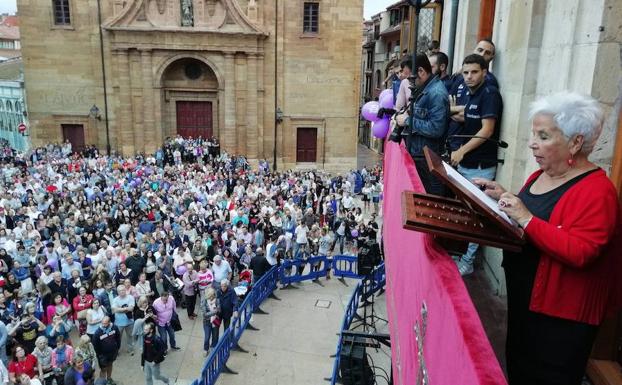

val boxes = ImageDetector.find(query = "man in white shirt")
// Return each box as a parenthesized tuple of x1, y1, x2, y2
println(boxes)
(211, 255, 232, 286)
(294, 222, 308, 259)
(341, 192, 354, 210)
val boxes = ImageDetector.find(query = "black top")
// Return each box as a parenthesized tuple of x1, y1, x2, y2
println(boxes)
(503, 169, 599, 297)
(249, 255, 271, 280)
(460, 83, 503, 168)
(447, 72, 500, 151)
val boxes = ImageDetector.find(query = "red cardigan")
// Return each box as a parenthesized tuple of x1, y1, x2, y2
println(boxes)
(522, 169, 622, 325)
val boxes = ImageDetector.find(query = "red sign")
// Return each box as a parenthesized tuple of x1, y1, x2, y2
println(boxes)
(17, 123, 27, 133)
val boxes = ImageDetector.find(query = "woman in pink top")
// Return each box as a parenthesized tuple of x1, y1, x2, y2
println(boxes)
(196, 260, 214, 300)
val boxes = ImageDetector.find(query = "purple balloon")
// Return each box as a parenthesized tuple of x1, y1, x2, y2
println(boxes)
(46, 258, 58, 269)
(176, 265, 187, 276)
(379, 89, 393, 101)
(361, 101, 381, 122)
(379, 92, 394, 109)
(372, 119, 391, 139)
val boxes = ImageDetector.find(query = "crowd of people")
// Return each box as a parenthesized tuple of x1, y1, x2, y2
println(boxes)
(0, 135, 384, 385)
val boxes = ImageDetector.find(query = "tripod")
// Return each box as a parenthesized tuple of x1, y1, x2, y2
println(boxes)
(351, 274, 388, 332)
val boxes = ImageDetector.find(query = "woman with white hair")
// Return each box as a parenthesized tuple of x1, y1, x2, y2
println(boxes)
(475, 92, 621, 385)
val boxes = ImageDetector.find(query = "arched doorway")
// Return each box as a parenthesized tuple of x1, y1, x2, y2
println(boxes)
(160, 58, 220, 139)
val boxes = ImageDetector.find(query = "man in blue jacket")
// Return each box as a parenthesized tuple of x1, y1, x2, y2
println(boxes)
(396, 53, 450, 196)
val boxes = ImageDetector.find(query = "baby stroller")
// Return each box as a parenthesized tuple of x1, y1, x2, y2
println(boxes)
(234, 269, 253, 300)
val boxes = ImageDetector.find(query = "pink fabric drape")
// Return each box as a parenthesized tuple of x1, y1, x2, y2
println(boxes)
(383, 141, 507, 385)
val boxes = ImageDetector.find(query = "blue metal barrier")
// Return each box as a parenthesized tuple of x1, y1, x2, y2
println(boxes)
(231, 291, 254, 344)
(361, 262, 386, 302)
(252, 266, 279, 308)
(330, 281, 363, 385)
(196, 265, 280, 385)
(193, 258, 381, 385)
(332, 255, 363, 279)
(197, 327, 234, 385)
(279, 255, 331, 285)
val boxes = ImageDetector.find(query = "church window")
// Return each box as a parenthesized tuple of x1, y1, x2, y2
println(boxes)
(303, 2, 319, 34)
(184, 63, 203, 80)
(53, 0, 71, 25)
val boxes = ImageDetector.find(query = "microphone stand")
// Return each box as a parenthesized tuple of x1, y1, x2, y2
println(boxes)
(443, 134, 508, 164)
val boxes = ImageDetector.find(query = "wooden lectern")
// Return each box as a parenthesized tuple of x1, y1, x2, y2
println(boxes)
(402, 147, 525, 252)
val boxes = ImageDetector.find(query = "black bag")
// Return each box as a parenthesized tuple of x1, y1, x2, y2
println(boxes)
(170, 311, 182, 332)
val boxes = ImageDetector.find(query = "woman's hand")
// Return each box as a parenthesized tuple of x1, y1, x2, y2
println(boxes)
(498, 192, 533, 228)
(472, 178, 507, 200)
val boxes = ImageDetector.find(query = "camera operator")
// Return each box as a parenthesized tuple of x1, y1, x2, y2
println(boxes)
(395, 54, 449, 196)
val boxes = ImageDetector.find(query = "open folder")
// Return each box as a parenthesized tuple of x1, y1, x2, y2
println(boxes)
(401, 147, 525, 252)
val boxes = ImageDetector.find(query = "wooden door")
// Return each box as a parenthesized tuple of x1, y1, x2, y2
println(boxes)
(176, 101, 213, 139)
(61, 124, 85, 153)
(296, 127, 317, 162)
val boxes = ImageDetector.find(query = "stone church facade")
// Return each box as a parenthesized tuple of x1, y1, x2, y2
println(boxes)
(18, 0, 362, 171)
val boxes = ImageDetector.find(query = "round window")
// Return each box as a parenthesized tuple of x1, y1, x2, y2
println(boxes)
(184, 62, 203, 80)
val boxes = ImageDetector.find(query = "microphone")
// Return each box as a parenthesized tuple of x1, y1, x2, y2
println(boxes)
(447, 135, 509, 148)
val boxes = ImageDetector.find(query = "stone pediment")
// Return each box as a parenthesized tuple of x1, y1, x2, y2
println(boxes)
(103, 0, 267, 36)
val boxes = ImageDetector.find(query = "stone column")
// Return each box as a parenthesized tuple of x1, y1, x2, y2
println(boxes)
(246, 53, 258, 160)
(116, 50, 134, 156)
(140, 49, 156, 154)
(130, 50, 144, 155)
(256, 53, 265, 159)
(223, 53, 236, 152)
(235, 53, 247, 156)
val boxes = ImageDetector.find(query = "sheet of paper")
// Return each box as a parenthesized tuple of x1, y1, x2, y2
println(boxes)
(442, 162, 514, 225)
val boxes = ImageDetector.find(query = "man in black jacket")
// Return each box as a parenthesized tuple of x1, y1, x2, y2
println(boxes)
(141, 323, 170, 385)
(217, 279, 238, 331)
(249, 248, 271, 282)
(47, 272, 69, 299)
(93, 316, 121, 385)
(125, 251, 146, 284)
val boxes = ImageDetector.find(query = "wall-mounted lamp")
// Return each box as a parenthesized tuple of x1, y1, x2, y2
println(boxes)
(89, 105, 102, 121)
(275, 107, 284, 123)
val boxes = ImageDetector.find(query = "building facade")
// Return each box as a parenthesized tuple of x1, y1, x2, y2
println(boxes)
(18, 0, 362, 171)
(0, 23, 21, 61)
(0, 58, 29, 152)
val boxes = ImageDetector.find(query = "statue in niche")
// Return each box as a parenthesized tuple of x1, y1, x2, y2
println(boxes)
(180, 0, 194, 26)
